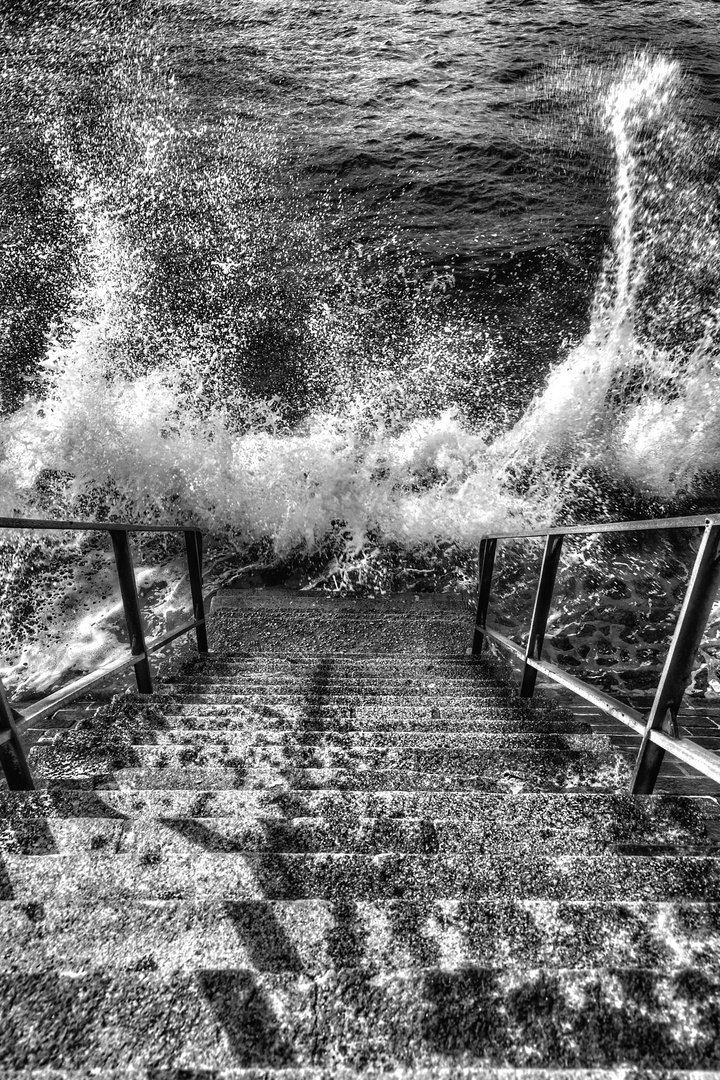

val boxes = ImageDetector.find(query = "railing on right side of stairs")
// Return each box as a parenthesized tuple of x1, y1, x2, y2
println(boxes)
(472, 513, 720, 795)
(0, 516, 210, 791)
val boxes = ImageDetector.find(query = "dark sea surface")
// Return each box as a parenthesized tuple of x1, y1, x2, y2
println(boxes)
(179, 0, 720, 255)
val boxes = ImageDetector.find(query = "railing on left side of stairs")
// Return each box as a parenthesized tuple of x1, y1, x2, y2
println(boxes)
(0, 517, 210, 791)
(473, 513, 720, 796)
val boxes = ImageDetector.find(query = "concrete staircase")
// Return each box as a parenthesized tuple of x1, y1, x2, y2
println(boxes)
(1, 591, 720, 1076)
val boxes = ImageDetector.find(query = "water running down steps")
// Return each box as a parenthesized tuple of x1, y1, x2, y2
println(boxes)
(1, 591, 720, 1073)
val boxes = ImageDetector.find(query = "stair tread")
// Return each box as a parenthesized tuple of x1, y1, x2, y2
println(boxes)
(191, 655, 489, 665)
(33, 735, 616, 767)
(110, 724, 596, 742)
(142, 719, 595, 734)
(159, 700, 518, 710)
(37, 759, 630, 792)
(3, 788, 714, 819)
(4, 812, 716, 855)
(2, 897, 719, 974)
(1, 1073, 712, 1080)
(158, 694, 519, 704)
(176, 677, 510, 687)
(0, 1072, 712, 1080)
(5, 851, 720, 902)
(0, 967, 719, 1071)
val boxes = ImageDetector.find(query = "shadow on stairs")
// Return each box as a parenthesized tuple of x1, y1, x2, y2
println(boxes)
(1, 588, 719, 1076)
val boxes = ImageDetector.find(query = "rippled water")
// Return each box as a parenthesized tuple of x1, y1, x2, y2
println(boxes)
(2, 2, 720, 691)
(194, 1, 720, 254)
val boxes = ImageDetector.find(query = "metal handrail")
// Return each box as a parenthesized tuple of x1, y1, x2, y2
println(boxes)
(473, 514, 720, 794)
(0, 516, 194, 533)
(0, 516, 209, 790)
(476, 513, 718, 542)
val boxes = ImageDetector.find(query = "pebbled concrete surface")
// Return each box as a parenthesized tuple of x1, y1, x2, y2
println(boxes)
(2, 898, 720, 975)
(3, 590, 720, 1072)
(1, 967, 720, 1071)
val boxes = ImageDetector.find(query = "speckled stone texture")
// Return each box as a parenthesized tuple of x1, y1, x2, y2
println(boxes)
(2, 588, 720, 1074)
(8, 1071, 720, 1080)
(9, 1071, 720, 1080)
(207, 589, 470, 656)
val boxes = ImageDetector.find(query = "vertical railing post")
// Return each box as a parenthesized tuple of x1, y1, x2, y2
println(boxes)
(473, 537, 497, 654)
(109, 529, 153, 695)
(184, 529, 208, 654)
(630, 520, 720, 794)
(520, 533, 564, 698)
(0, 677, 35, 789)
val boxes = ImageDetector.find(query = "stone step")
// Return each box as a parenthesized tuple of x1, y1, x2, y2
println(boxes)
(3, 789, 712, 826)
(89, 726, 597, 748)
(158, 704, 553, 723)
(211, 594, 468, 610)
(33, 748, 628, 789)
(164, 675, 510, 690)
(211, 608, 466, 618)
(157, 699, 521, 716)
(33, 734, 615, 772)
(212, 612, 468, 623)
(0, 1072, 711, 1080)
(153, 716, 593, 735)
(1, 898, 718, 975)
(0, 966, 718, 1069)
(40, 754, 628, 792)
(209, 612, 470, 653)
(192, 656, 486, 674)
(4, 810, 716, 858)
(158, 691, 517, 706)
(5, 850, 720, 903)
(189, 669, 489, 687)
(166, 664, 503, 678)
(63, 737, 611, 772)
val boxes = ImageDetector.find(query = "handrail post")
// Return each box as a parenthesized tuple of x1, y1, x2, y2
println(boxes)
(473, 537, 497, 654)
(630, 519, 720, 794)
(520, 533, 564, 698)
(184, 529, 208, 654)
(109, 530, 153, 694)
(0, 677, 36, 789)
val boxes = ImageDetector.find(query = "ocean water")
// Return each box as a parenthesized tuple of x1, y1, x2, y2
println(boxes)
(1, 1, 720, 692)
